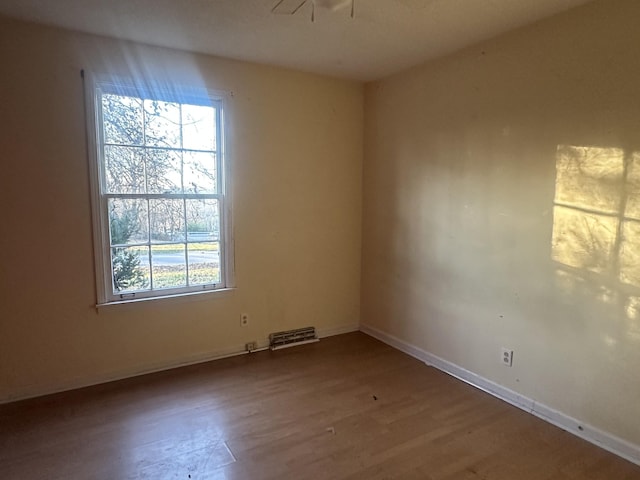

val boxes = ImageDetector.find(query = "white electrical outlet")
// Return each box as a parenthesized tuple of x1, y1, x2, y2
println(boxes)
(501, 348, 514, 367)
(240, 313, 249, 327)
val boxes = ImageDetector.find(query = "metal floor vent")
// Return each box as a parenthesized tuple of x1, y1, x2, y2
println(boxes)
(269, 326, 319, 350)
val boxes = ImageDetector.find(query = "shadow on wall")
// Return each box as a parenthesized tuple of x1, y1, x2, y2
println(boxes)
(551, 144, 640, 341)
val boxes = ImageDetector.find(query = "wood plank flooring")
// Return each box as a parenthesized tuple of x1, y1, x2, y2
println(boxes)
(1, 332, 639, 479)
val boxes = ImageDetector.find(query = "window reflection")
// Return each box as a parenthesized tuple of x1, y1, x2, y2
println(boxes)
(551, 205, 617, 274)
(552, 145, 640, 287)
(552, 145, 640, 334)
(554, 145, 624, 214)
(625, 297, 640, 342)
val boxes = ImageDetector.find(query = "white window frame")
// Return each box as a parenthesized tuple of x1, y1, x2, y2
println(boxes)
(84, 72, 234, 305)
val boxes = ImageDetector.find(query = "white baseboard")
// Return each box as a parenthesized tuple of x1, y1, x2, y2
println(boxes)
(359, 323, 640, 467)
(1, 322, 360, 405)
(0, 342, 255, 405)
(317, 322, 360, 338)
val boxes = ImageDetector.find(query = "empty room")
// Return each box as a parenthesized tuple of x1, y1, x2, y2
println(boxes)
(1, 0, 639, 478)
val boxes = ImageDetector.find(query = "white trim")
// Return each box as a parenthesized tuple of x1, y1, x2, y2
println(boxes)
(219, 97, 236, 290)
(0, 342, 256, 405)
(359, 323, 640, 467)
(83, 70, 235, 304)
(83, 70, 109, 304)
(95, 287, 235, 310)
(316, 322, 360, 338)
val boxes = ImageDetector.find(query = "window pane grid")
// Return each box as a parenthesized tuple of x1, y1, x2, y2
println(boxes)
(99, 87, 224, 299)
(104, 193, 222, 200)
(106, 197, 222, 293)
(104, 142, 217, 155)
(182, 193, 190, 286)
(102, 148, 218, 196)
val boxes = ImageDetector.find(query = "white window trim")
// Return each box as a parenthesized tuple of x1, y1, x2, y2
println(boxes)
(84, 71, 235, 306)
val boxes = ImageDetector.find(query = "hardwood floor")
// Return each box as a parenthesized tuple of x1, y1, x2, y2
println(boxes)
(1, 332, 639, 479)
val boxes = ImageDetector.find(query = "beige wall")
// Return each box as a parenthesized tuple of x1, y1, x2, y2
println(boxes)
(0, 18, 363, 401)
(362, 0, 640, 447)
(3, 0, 639, 452)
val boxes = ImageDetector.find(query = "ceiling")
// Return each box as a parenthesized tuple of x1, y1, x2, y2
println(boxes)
(0, 0, 595, 81)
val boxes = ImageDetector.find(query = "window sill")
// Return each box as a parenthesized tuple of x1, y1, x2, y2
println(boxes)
(95, 287, 235, 312)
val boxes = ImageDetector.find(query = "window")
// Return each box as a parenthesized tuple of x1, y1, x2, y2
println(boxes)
(86, 74, 233, 304)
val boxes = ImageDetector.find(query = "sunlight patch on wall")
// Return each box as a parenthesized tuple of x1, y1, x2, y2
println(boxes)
(551, 145, 640, 331)
(625, 297, 640, 342)
(554, 145, 624, 214)
(552, 145, 640, 286)
(620, 221, 640, 286)
(553, 269, 618, 305)
(551, 205, 617, 274)
(622, 152, 640, 219)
